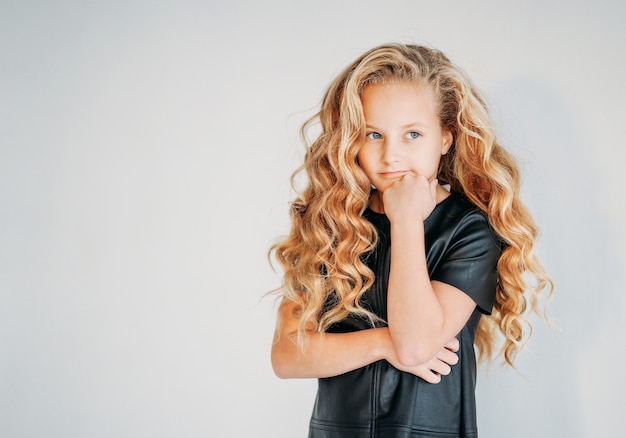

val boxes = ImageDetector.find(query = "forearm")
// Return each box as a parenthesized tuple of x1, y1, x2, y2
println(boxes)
(271, 327, 391, 379)
(387, 220, 447, 364)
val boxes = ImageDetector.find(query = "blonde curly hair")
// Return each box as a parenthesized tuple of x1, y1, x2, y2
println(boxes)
(270, 43, 553, 366)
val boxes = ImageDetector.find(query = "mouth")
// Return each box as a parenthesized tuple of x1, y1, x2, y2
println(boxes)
(379, 170, 410, 179)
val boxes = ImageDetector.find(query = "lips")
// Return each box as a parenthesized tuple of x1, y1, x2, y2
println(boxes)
(379, 170, 409, 178)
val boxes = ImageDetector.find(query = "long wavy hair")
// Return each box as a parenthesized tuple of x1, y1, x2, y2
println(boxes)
(270, 43, 553, 366)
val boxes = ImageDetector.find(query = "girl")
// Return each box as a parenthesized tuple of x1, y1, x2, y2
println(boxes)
(270, 43, 552, 437)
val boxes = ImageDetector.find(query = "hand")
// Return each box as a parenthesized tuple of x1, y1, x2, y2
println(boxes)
(386, 337, 460, 384)
(382, 172, 438, 223)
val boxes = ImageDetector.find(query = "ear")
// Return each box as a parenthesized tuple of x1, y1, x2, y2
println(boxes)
(441, 131, 453, 155)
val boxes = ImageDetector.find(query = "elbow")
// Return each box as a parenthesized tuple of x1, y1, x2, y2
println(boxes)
(271, 360, 291, 379)
(389, 327, 447, 367)
(396, 348, 432, 368)
(272, 365, 290, 380)
(271, 346, 295, 379)
(393, 340, 437, 367)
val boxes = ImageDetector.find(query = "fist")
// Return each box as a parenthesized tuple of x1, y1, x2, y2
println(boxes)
(382, 172, 438, 222)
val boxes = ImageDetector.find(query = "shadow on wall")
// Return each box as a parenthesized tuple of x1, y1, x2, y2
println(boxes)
(477, 77, 625, 437)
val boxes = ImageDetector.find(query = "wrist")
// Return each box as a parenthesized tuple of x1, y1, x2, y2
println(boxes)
(371, 327, 394, 362)
(390, 219, 425, 243)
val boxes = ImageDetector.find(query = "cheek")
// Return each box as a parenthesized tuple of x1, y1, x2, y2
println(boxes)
(356, 151, 374, 179)
(357, 142, 378, 163)
(356, 148, 369, 168)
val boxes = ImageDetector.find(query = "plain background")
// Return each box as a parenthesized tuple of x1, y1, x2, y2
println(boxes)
(2, 0, 625, 437)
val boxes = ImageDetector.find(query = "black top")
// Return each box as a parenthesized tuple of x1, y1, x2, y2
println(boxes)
(309, 192, 503, 438)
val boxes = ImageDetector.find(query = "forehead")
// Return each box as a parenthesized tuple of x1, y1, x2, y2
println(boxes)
(360, 81, 439, 123)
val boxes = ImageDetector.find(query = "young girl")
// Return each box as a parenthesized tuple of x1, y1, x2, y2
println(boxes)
(270, 43, 552, 437)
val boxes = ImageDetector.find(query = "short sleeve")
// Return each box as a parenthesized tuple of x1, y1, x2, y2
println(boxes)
(430, 211, 502, 315)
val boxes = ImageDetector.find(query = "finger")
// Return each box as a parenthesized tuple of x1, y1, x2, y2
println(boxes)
(408, 363, 442, 384)
(430, 178, 438, 197)
(407, 170, 428, 182)
(418, 368, 442, 384)
(407, 170, 419, 178)
(428, 358, 452, 377)
(444, 337, 460, 352)
(436, 347, 459, 366)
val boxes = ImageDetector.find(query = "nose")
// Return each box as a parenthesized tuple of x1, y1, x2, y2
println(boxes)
(382, 138, 401, 164)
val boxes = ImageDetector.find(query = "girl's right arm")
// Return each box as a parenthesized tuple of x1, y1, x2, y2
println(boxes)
(271, 298, 459, 383)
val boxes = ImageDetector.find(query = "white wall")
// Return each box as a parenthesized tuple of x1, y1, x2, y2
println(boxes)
(1, 1, 624, 437)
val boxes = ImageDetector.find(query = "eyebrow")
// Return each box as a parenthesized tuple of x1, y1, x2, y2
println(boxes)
(366, 122, 429, 130)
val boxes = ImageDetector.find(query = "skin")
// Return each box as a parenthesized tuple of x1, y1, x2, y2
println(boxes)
(359, 82, 477, 365)
(271, 299, 458, 382)
(271, 80, 475, 382)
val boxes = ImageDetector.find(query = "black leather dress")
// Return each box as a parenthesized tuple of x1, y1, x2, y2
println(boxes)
(309, 192, 503, 438)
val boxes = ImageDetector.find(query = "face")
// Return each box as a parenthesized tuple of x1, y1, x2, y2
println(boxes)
(357, 81, 452, 194)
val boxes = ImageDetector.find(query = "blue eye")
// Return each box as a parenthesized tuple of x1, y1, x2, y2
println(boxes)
(406, 131, 420, 139)
(366, 132, 382, 140)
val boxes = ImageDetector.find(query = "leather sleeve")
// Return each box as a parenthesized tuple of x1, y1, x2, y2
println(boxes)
(430, 211, 502, 315)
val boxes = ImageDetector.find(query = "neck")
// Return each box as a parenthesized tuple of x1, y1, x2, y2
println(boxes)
(369, 190, 385, 213)
(436, 184, 451, 204)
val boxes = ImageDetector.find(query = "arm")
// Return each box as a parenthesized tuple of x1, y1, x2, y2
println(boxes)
(271, 298, 459, 382)
(271, 298, 389, 379)
(383, 176, 478, 366)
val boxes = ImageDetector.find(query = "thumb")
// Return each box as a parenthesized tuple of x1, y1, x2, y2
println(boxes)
(430, 178, 438, 197)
